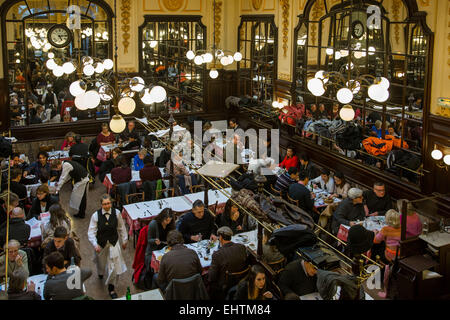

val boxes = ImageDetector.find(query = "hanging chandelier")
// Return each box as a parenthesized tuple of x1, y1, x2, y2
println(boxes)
(44, 0, 167, 133)
(185, 0, 242, 79)
(306, 45, 390, 121)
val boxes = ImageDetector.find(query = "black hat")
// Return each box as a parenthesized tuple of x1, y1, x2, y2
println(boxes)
(347, 225, 374, 255)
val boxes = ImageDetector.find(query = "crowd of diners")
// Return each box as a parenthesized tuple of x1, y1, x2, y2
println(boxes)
(0, 117, 424, 300)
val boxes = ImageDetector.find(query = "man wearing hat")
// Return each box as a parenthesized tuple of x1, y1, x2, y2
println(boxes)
(208, 226, 248, 300)
(347, 225, 375, 257)
(331, 188, 366, 234)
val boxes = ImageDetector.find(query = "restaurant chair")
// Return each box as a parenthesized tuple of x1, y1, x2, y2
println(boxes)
(286, 194, 299, 207)
(156, 187, 175, 200)
(271, 281, 284, 300)
(164, 273, 209, 300)
(189, 184, 205, 194)
(125, 193, 145, 205)
(224, 265, 250, 293)
(270, 184, 282, 198)
(266, 257, 287, 274)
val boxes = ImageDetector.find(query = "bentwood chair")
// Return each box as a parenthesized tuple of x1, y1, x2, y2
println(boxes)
(125, 192, 145, 205)
(189, 184, 205, 194)
(224, 265, 251, 292)
(286, 194, 300, 207)
(270, 184, 282, 198)
(266, 257, 287, 274)
(156, 187, 175, 200)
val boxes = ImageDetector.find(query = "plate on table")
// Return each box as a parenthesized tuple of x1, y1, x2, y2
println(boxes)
(237, 235, 249, 243)
(25, 175, 35, 179)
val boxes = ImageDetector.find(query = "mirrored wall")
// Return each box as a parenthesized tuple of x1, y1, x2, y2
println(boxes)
(2, 0, 113, 128)
(139, 15, 206, 116)
(292, 0, 433, 187)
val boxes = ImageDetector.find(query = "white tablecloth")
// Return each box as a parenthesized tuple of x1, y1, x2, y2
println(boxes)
(48, 150, 70, 160)
(0, 274, 48, 300)
(183, 187, 232, 206)
(152, 229, 257, 270)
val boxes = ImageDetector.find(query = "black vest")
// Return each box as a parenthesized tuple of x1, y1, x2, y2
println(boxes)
(96, 209, 119, 248)
(66, 160, 88, 183)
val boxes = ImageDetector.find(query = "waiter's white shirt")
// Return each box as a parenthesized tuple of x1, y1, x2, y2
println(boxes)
(56, 162, 76, 192)
(87, 208, 128, 248)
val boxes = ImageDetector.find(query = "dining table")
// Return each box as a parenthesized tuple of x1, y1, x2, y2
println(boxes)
(151, 229, 258, 273)
(337, 216, 388, 242)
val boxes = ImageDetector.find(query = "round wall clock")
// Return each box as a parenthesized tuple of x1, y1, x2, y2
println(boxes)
(351, 20, 365, 39)
(47, 24, 73, 48)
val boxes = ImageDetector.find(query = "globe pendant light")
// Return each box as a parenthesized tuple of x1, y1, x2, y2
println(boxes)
(69, 80, 86, 97)
(209, 69, 219, 79)
(103, 59, 114, 70)
(368, 84, 389, 103)
(94, 62, 105, 74)
(98, 85, 114, 101)
(346, 80, 361, 94)
(336, 88, 354, 104)
(378, 77, 390, 89)
(84, 90, 101, 109)
(194, 55, 203, 65)
(118, 97, 136, 115)
(444, 155, 450, 166)
(140, 88, 154, 105)
(186, 50, 195, 60)
(431, 149, 443, 160)
(150, 86, 167, 103)
(62, 62, 76, 75)
(339, 104, 355, 121)
(83, 64, 95, 76)
(82, 56, 94, 65)
(315, 70, 329, 84)
(307, 78, 325, 96)
(110, 114, 126, 133)
(46, 59, 57, 70)
(233, 52, 243, 62)
(203, 53, 213, 63)
(52, 65, 64, 77)
(48, 52, 55, 59)
(75, 92, 89, 110)
(130, 77, 145, 92)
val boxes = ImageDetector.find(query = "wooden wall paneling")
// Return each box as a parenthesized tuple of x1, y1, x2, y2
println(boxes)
(0, 77, 8, 132)
(205, 70, 238, 114)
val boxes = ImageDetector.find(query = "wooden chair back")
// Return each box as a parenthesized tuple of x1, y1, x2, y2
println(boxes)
(266, 257, 287, 274)
(156, 188, 175, 199)
(224, 265, 251, 291)
(125, 192, 145, 204)
(286, 194, 299, 207)
(270, 184, 282, 198)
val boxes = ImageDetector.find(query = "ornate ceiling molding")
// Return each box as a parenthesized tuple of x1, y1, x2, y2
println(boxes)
(121, 0, 131, 54)
(280, 0, 290, 57)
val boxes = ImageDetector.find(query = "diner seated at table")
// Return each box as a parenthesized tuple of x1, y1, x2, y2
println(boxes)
(27, 185, 58, 220)
(10, 153, 30, 178)
(233, 264, 274, 300)
(373, 209, 401, 263)
(61, 132, 76, 151)
(111, 155, 132, 185)
(363, 182, 393, 217)
(0, 207, 31, 248)
(41, 204, 72, 242)
(120, 132, 141, 152)
(69, 135, 89, 159)
(288, 172, 315, 215)
(156, 143, 173, 168)
(0, 240, 29, 279)
(208, 226, 249, 300)
(0, 192, 20, 226)
(166, 150, 198, 195)
(330, 171, 351, 199)
(278, 146, 299, 171)
(97, 123, 116, 146)
(298, 153, 319, 181)
(7, 269, 41, 300)
(216, 199, 245, 235)
(98, 147, 121, 184)
(178, 200, 218, 244)
(43, 226, 81, 269)
(310, 168, 335, 194)
(331, 188, 365, 234)
(346, 225, 375, 258)
(140, 155, 162, 183)
(274, 167, 299, 195)
(371, 120, 389, 139)
(145, 208, 175, 271)
(1, 168, 27, 200)
(133, 148, 149, 171)
(396, 199, 422, 238)
(118, 120, 137, 143)
(29, 172, 57, 199)
(262, 229, 284, 264)
(277, 259, 318, 297)
(28, 151, 55, 182)
(154, 230, 203, 292)
(43, 252, 92, 300)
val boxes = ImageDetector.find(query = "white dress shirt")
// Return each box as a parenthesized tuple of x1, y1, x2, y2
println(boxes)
(56, 162, 74, 192)
(87, 208, 128, 248)
(310, 176, 335, 194)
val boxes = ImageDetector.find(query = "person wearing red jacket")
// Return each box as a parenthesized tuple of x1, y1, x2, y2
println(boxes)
(279, 146, 299, 171)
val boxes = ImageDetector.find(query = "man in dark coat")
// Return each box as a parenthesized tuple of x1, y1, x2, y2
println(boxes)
(278, 259, 318, 297)
(178, 200, 218, 244)
(69, 135, 89, 159)
(0, 207, 30, 248)
(156, 230, 202, 292)
(208, 227, 248, 300)
(288, 172, 315, 214)
(43, 226, 81, 269)
(363, 182, 392, 217)
(331, 188, 365, 234)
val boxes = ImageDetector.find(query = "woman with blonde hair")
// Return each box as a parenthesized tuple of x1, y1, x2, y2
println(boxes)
(61, 131, 76, 151)
(40, 203, 72, 241)
(373, 209, 401, 262)
(396, 199, 422, 238)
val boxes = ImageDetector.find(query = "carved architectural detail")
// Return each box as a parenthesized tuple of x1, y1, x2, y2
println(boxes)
(252, 0, 263, 10)
(418, 0, 430, 6)
(163, 0, 184, 11)
(310, 1, 324, 45)
(278, 72, 291, 81)
(214, 1, 223, 46)
(392, 0, 401, 44)
(280, 0, 290, 57)
(121, 0, 131, 54)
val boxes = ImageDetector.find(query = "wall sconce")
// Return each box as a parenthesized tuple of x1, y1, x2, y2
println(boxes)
(431, 144, 450, 171)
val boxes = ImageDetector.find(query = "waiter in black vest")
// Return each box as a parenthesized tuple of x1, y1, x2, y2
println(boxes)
(52, 158, 89, 219)
(88, 194, 127, 299)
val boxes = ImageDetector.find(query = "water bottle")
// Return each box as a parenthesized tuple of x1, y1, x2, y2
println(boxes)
(126, 287, 132, 300)
(423, 221, 429, 236)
